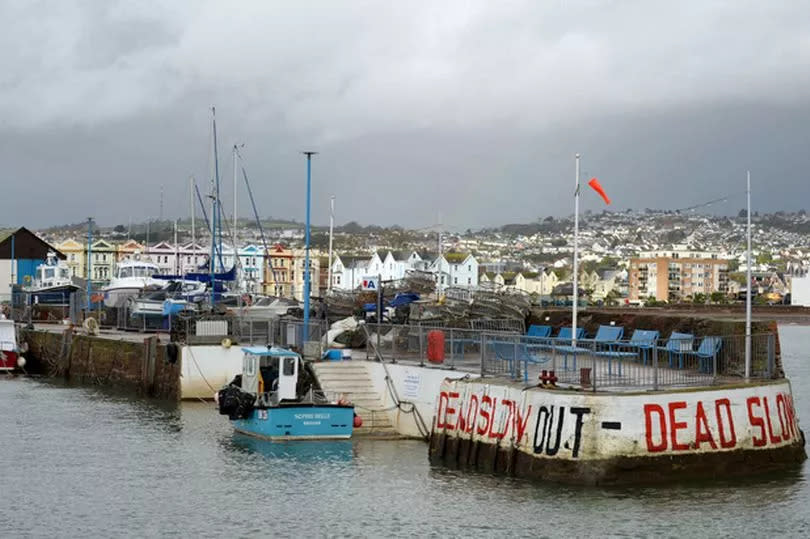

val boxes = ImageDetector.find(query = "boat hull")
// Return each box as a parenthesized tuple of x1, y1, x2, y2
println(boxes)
(0, 350, 17, 371)
(104, 287, 144, 308)
(29, 285, 79, 305)
(232, 404, 354, 440)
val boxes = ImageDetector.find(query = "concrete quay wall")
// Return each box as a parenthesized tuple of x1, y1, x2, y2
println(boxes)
(429, 378, 806, 485)
(22, 328, 181, 400)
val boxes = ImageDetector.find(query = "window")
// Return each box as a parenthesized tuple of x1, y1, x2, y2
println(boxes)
(468, 265, 471, 271)
(454, 277, 458, 284)
(467, 277, 471, 284)
(283, 357, 296, 376)
(243, 355, 256, 376)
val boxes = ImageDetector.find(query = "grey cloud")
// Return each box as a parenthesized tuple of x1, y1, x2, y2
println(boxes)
(1, 1, 809, 229)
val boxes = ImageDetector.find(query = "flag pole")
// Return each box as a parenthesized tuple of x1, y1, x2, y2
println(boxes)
(745, 170, 752, 379)
(572, 153, 580, 348)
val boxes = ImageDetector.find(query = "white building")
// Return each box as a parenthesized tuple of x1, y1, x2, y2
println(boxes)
(330, 251, 479, 292)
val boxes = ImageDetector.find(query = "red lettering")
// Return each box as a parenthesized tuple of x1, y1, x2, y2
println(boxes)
(498, 400, 513, 440)
(785, 394, 798, 439)
(644, 404, 667, 452)
(776, 394, 790, 441)
(488, 398, 500, 439)
(694, 401, 717, 449)
(477, 396, 492, 436)
(668, 401, 689, 451)
(465, 394, 479, 434)
(514, 404, 532, 444)
(455, 398, 466, 432)
(747, 397, 766, 447)
(762, 397, 782, 444)
(436, 391, 448, 429)
(444, 391, 459, 432)
(715, 398, 737, 448)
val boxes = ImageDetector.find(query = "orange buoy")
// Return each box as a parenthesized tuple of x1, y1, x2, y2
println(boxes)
(353, 414, 363, 428)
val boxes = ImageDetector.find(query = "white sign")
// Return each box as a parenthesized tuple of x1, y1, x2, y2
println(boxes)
(434, 379, 802, 460)
(361, 276, 379, 290)
(402, 370, 422, 399)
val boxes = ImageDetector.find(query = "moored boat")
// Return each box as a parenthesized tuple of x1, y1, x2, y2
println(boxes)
(103, 258, 164, 308)
(216, 346, 355, 440)
(25, 251, 82, 305)
(0, 315, 22, 371)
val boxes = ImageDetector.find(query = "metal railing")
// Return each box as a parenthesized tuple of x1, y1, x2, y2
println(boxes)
(172, 316, 328, 349)
(1, 291, 85, 325)
(362, 322, 514, 369)
(478, 332, 778, 390)
(357, 322, 779, 390)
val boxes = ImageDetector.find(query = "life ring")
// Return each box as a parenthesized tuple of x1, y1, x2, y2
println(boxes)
(83, 317, 100, 336)
(221, 338, 232, 349)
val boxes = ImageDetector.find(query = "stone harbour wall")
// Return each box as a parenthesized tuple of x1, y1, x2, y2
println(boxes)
(22, 329, 180, 400)
(429, 378, 806, 485)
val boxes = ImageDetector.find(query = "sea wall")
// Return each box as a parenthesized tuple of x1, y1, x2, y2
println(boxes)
(429, 378, 806, 485)
(180, 344, 243, 399)
(362, 362, 478, 438)
(22, 329, 180, 400)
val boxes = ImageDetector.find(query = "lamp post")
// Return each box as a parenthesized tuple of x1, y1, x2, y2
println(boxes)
(86, 217, 94, 311)
(572, 154, 580, 348)
(302, 151, 318, 342)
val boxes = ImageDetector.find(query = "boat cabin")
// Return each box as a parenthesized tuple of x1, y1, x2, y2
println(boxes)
(241, 346, 302, 404)
(34, 251, 71, 288)
(116, 262, 160, 279)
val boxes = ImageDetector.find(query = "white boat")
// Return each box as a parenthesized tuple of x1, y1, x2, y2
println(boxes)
(25, 251, 82, 305)
(0, 315, 22, 371)
(129, 280, 208, 317)
(103, 259, 164, 308)
(239, 296, 300, 320)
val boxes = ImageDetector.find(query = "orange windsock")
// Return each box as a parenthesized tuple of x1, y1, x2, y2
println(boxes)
(588, 177, 611, 205)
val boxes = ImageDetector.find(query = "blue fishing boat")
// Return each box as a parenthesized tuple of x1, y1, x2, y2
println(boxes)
(216, 346, 355, 440)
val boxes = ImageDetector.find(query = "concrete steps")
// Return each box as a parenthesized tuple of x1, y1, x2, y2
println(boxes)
(311, 361, 395, 436)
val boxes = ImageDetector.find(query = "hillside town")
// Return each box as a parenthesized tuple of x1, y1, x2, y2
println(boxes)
(4, 208, 810, 307)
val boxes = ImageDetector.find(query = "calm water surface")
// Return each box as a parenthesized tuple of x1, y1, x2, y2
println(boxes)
(1, 326, 809, 538)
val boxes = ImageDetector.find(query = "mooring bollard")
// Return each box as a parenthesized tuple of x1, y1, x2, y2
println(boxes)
(580, 367, 592, 388)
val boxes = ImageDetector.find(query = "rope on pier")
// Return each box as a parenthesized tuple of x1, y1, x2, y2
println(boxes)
(185, 345, 219, 394)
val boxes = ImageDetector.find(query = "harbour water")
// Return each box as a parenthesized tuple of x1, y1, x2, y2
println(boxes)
(1, 326, 808, 537)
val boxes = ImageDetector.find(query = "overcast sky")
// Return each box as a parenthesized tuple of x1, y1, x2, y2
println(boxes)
(2, 1, 810, 230)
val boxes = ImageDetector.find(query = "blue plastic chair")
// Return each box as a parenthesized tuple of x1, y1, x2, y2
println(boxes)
(555, 325, 623, 371)
(492, 340, 548, 382)
(658, 332, 694, 369)
(594, 329, 659, 375)
(686, 336, 722, 373)
(527, 325, 552, 338)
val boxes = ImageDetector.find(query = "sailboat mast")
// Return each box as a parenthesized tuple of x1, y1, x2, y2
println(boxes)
(233, 145, 238, 257)
(190, 175, 196, 274)
(328, 195, 335, 293)
(209, 108, 217, 305)
(213, 110, 222, 272)
(174, 219, 179, 275)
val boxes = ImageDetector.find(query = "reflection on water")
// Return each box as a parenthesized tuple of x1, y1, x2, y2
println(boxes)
(227, 434, 355, 463)
(0, 325, 807, 536)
